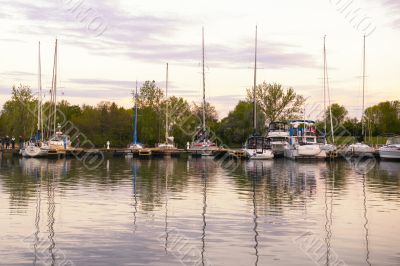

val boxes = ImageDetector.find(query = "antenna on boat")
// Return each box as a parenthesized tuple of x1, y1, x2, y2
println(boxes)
(202, 27, 206, 134)
(165, 63, 169, 143)
(253, 25, 258, 135)
(361, 34, 366, 139)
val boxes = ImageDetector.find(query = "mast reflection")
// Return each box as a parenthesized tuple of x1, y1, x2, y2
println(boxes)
(33, 170, 41, 266)
(131, 159, 139, 234)
(362, 174, 371, 266)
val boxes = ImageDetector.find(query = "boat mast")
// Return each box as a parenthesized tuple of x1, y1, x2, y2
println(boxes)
(361, 35, 366, 139)
(253, 26, 258, 135)
(165, 63, 169, 143)
(323, 36, 327, 137)
(37, 41, 42, 141)
(134, 81, 138, 145)
(51, 39, 58, 135)
(202, 27, 206, 134)
(324, 36, 335, 143)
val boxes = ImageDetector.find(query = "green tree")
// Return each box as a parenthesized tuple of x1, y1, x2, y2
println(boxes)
(0, 84, 36, 138)
(217, 101, 265, 146)
(246, 82, 305, 124)
(323, 103, 348, 135)
(191, 101, 218, 124)
(364, 101, 400, 135)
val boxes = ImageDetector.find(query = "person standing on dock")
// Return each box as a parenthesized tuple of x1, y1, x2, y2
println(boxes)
(11, 136, 15, 150)
(75, 137, 80, 148)
(63, 136, 67, 150)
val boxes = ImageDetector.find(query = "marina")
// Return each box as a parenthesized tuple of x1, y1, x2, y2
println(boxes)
(0, 1, 399, 265)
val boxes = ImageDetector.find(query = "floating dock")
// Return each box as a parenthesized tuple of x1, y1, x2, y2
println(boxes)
(0, 146, 381, 160)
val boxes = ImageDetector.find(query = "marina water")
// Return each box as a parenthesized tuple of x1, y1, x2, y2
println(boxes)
(1, 157, 399, 265)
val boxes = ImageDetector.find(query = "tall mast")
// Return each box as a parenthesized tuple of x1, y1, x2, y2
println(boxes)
(134, 81, 138, 144)
(323, 36, 327, 136)
(202, 27, 206, 133)
(165, 63, 169, 142)
(325, 36, 335, 143)
(253, 26, 258, 134)
(361, 35, 366, 138)
(51, 39, 58, 135)
(37, 41, 42, 141)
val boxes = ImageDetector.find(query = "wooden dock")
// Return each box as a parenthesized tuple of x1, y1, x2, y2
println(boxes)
(0, 146, 381, 160)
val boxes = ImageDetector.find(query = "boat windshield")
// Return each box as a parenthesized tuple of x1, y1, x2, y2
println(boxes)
(387, 137, 400, 145)
(246, 136, 270, 149)
(268, 122, 288, 132)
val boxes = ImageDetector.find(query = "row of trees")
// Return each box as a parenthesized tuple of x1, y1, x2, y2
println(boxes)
(0, 82, 399, 147)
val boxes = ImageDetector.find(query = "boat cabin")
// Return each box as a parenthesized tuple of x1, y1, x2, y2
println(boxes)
(288, 120, 318, 145)
(245, 135, 271, 151)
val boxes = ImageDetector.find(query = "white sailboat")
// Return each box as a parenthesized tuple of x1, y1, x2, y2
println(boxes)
(348, 35, 374, 155)
(46, 39, 71, 150)
(21, 41, 49, 158)
(129, 80, 143, 149)
(188, 27, 219, 157)
(320, 36, 337, 153)
(158, 63, 177, 150)
(242, 26, 274, 160)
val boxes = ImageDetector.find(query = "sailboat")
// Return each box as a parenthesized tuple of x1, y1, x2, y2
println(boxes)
(129, 81, 143, 149)
(188, 27, 219, 157)
(319, 36, 337, 153)
(242, 26, 274, 160)
(21, 41, 50, 157)
(158, 63, 176, 149)
(46, 39, 71, 150)
(348, 35, 374, 155)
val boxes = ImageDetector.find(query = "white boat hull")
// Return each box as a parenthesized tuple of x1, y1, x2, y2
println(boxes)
(284, 145, 326, 160)
(243, 148, 274, 160)
(270, 142, 287, 156)
(379, 146, 400, 160)
(189, 143, 219, 157)
(348, 143, 374, 154)
(21, 146, 49, 158)
(189, 147, 217, 157)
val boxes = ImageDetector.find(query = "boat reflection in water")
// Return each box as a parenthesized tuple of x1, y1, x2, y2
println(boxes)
(379, 161, 400, 178)
(20, 158, 71, 178)
(19, 158, 64, 266)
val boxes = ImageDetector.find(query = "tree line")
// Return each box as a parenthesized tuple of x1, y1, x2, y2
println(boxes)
(0, 82, 399, 148)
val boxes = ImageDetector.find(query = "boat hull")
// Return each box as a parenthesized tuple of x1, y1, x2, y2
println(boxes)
(21, 146, 49, 158)
(270, 143, 287, 156)
(243, 148, 274, 160)
(379, 147, 400, 160)
(284, 145, 326, 160)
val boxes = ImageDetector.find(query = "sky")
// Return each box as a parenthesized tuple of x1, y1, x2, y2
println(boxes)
(0, 0, 399, 120)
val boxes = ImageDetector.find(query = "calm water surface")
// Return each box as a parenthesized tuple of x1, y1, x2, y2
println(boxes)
(0, 156, 399, 266)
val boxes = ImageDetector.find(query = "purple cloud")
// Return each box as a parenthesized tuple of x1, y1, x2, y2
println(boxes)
(0, 0, 317, 69)
(383, 0, 400, 29)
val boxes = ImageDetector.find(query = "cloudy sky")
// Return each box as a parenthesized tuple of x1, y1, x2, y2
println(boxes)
(0, 0, 399, 119)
